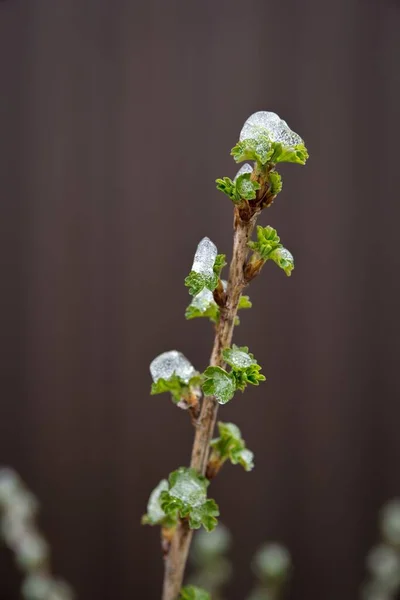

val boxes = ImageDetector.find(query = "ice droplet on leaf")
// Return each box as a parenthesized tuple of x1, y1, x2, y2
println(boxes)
(234, 163, 253, 181)
(169, 470, 207, 508)
(240, 111, 303, 149)
(146, 480, 168, 524)
(150, 351, 196, 384)
(191, 288, 215, 312)
(191, 237, 218, 278)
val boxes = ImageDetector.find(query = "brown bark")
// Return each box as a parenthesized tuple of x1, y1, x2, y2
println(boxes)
(162, 208, 258, 600)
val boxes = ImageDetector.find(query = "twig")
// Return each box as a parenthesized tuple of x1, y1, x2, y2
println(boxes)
(162, 208, 259, 600)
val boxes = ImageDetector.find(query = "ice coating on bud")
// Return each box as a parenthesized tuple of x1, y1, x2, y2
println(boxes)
(240, 111, 303, 149)
(234, 163, 253, 181)
(191, 237, 218, 277)
(150, 351, 196, 384)
(191, 288, 215, 312)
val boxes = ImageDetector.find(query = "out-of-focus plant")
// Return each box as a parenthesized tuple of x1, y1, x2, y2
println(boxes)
(187, 524, 232, 600)
(362, 499, 400, 600)
(0, 467, 74, 600)
(246, 543, 292, 600)
(141, 111, 309, 600)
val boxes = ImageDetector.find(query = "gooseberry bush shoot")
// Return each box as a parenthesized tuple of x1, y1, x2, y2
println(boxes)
(142, 111, 309, 600)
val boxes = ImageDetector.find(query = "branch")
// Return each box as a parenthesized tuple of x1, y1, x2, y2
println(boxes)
(162, 208, 258, 600)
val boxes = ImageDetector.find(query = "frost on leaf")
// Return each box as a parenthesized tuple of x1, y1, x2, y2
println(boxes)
(202, 367, 236, 405)
(248, 226, 294, 277)
(150, 351, 201, 404)
(236, 111, 308, 166)
(160, 468, 219, 532)
(222, 345, 266, 390)
(211, 422, 254, 472)
(185, 238, 220, 295)
(141, 480, 171, 526)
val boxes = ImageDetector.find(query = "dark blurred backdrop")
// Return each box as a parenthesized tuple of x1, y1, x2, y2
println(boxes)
(1, 1, 400, 599)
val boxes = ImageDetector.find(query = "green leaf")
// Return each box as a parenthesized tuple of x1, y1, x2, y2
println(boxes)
(231, 448, 255, 471)
(268, 170, 282, 196)
(202, 367, 236, 405)
(231, 135, 273, 166)
(211, 422, 255, 472)
(213, 254, 227, 276)
(151, 374, 188, 403)
(215, 176, 235, 200)
(223, 345, 256, 370)
(248, 226, 294, 277)
(185, 287, 220, 324)
(185, 303, 220, 324)
(274, 142, 309, 165)
(216, 174, 260, 204)
(269, 247, 294, 277)
(235, 173, 261, 201)
(141, 480, 170, 526)
(232, 364, 266, 390)
(185, 272, 206, 296)
(222, 345, 266, 391)
(248, 226, 281, 261)
(267, 141, 309, 166)
(238, 295, 252, 310)
(185, 271, 219, 296)
(180, 586, 211, 600)
(160, 468, 219, 532)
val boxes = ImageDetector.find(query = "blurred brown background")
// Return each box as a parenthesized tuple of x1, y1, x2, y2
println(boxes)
(1, 0, 400, 599)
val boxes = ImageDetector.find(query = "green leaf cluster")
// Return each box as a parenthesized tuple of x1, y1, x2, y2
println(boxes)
(151, 374, 201, 404)
(185, 271, 219, 297)
(185, 254, 226, 297)
(160, 468, 219, 532)
(216, 174, 261, 204)
(185, 291, 252, 326)
(202, 345, 265, 404)
(180, 586, 210, 600)
(211, 422, 254, 472)
(231, 137, 308, 167)
(248, 226, 294, 277)
(231, 135, 272, 166)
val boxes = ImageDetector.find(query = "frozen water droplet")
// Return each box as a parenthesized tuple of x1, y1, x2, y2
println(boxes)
(191, 237, 218, 277)
(277, 248, 293, 262)
(234, 163, 253, 181)
(146, 480, 168, 524)
(169, 471, 206, 507)
(191, 288, 215, 312)
(240, 111, 303, 148)
(150, 351, 196, 384)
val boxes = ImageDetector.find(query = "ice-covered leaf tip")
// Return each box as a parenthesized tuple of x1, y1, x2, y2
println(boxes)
(186, 279, 251, 326)
(201, 345, 265, 404)
(185, 238, 222, 296)
(216, 163, 261, 205)
(180, 586, 210, 600)
(160, 468, 219, 532)
(141, 480, 172, 527)
(150, 350, 201, 405)
(231, 111, 308, 166)
(210, 422, 254, 472)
